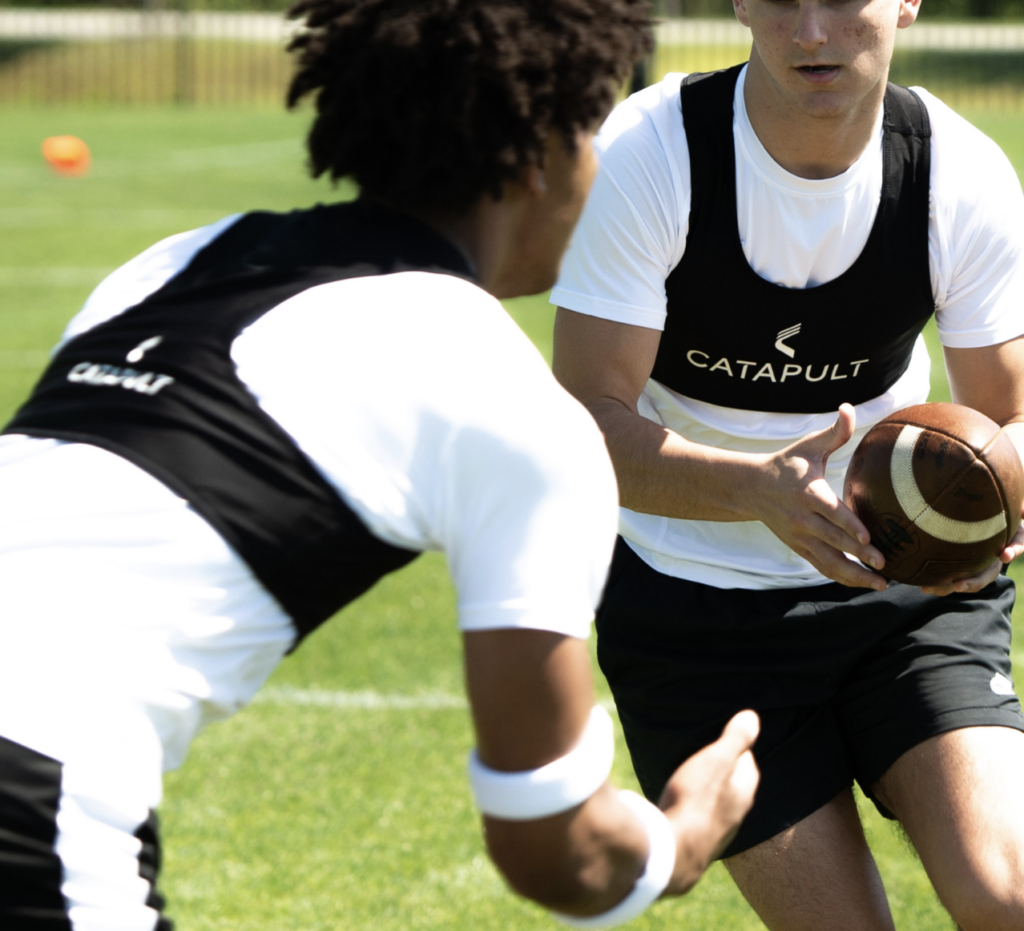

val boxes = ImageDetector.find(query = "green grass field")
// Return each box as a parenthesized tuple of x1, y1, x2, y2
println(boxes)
(2, 98, 1024, 930)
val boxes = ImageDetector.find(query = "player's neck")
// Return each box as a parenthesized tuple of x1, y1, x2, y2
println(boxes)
(412, 190, 547, 300)
(411, 201, 513, 297)
(742, 54, 886, 181)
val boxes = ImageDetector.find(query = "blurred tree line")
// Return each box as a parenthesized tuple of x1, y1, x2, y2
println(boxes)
(0, 0, 1022, 19)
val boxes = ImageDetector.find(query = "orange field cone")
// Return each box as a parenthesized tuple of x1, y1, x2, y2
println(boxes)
(41, 135, 91, 177)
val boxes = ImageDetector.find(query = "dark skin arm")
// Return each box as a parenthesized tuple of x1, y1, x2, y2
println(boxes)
(464, 628, 759, 916)
(552, 308, 888, 591)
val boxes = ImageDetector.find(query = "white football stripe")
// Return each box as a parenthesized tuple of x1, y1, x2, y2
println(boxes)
(891, 425, 1007, 544)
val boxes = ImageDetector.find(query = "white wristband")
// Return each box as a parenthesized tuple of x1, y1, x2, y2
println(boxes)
(553, 790, 677, 930)
(467, 705, 614, 820)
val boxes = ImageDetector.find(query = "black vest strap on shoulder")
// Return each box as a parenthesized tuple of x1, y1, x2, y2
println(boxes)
(4, 202, 473, 642)
(655, 66, 934, 414)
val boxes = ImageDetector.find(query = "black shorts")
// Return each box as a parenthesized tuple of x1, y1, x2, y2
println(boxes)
(0, 734, 172, 930)
(597, 538, 1024, 858)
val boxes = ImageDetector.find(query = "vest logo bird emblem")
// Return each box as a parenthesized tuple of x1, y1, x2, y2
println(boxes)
(775, 323, 801, 358)
(65, 335, 175, 396)
(126, 335, 164, 363)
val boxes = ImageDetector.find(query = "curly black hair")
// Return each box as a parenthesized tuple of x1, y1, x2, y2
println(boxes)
(286, 0, 653, 213)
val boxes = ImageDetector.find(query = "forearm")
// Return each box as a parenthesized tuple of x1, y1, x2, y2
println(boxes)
(588, 397, 765, 521)
(482, 713, 761, 916)
(464, 631, 758, 922)
(554, 311, 883, 588)
(482, 759, 722, 918)
(465, 631, 653, 916)
(483, 783, 651, 915)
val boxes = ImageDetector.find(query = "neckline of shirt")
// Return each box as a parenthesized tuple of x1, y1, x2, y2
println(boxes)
(732, 64, 884, 197)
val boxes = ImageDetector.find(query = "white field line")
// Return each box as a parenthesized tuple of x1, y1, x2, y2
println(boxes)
(0, 12, 1021, 50)
(0, 267, 111, 286)
(256, 685, 467, 711)
(255, 685, 618, 714)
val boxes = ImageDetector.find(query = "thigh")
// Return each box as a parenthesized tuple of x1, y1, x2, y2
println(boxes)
(874, 726, 1024, 931)
(596, 541, 858, 857)
(724, 788, 894, 931)
(0, 733, 172, 931)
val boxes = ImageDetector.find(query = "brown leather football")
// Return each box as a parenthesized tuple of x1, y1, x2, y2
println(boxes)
(843, 402, 1024, 586)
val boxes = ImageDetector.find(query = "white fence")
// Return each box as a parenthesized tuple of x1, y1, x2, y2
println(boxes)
(650, 17, 1024, 110)
(0, 11, 1021, 50)
(0, 7, 296, 104)
(0, 9, 295, 42)
(654, 18, 1024, 50)
(0, 11, 1021, 106)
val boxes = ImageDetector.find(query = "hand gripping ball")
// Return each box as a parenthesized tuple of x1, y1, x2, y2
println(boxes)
(843, 402, 1024, 586)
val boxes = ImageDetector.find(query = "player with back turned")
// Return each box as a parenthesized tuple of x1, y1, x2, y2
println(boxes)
(0, 2, 760, 928)
(552, 0, 1024, 927)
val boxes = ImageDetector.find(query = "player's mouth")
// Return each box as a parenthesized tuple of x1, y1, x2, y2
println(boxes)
(796, 64, 840, 83)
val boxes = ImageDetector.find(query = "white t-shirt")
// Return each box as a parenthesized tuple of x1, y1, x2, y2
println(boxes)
(0, 220, 619, 773)
(551, 65, 1024, 590)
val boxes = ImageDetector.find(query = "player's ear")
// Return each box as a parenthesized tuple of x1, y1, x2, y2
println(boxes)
(733, 0, 751, 29)
(897, 0, 922, 29)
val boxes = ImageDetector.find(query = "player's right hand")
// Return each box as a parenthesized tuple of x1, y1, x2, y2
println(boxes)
(658, 710, 761, 896)
(752, 404, 888, 591)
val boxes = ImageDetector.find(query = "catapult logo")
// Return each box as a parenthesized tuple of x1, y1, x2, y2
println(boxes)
(66, 335, 175, 396)
(684, 322, 870, 385)
(775, 323, 801, 358)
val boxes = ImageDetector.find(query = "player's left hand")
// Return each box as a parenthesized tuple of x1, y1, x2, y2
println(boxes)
(920, 505, 1024, 596)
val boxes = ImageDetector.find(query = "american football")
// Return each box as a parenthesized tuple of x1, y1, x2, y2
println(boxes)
(844, 402, 1024, 586)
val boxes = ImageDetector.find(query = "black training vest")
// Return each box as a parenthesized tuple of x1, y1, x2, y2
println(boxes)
(656, 65, 934, 414)
(3, 201, 475, 643)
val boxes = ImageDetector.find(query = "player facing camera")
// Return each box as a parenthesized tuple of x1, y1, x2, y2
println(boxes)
(552, 0, 1024, 926)
(0, 1, 759, 929)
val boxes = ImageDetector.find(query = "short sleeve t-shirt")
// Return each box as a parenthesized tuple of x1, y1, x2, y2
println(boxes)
(551, 65, 1024, 589)
(0, 221, 619, 768)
